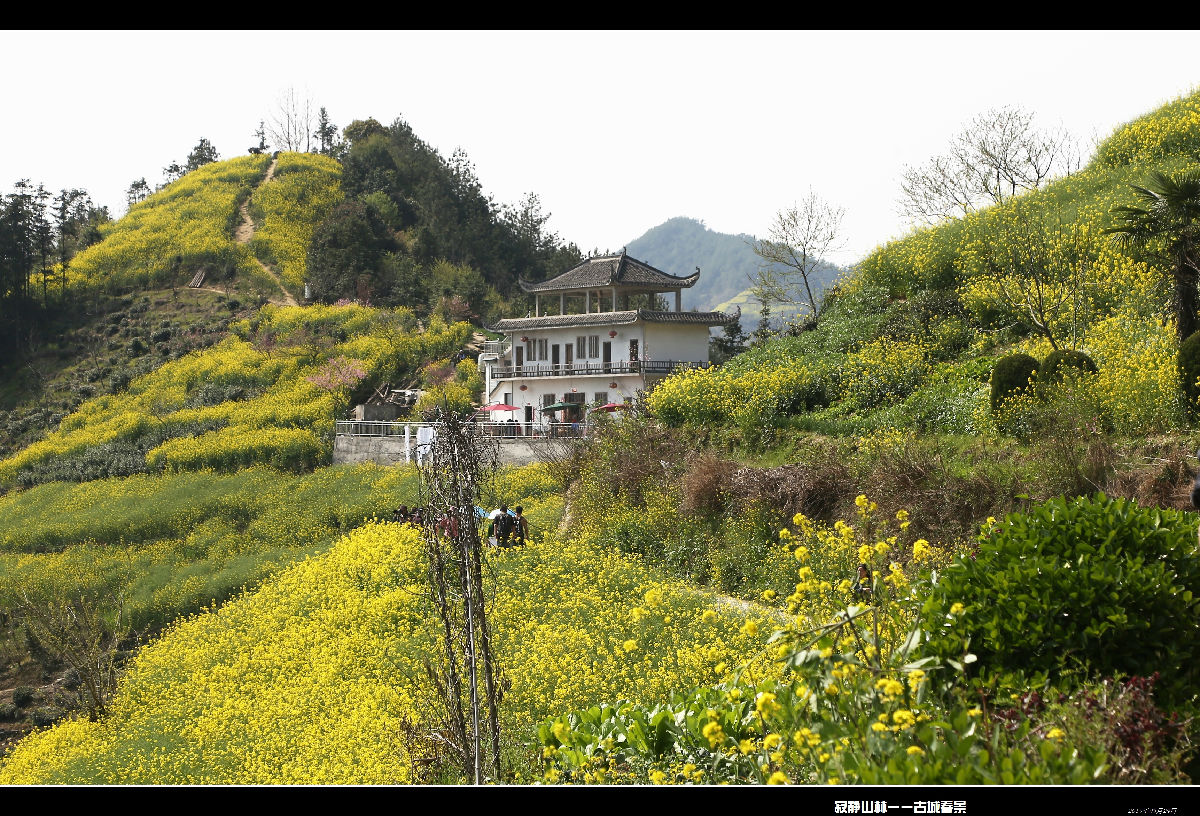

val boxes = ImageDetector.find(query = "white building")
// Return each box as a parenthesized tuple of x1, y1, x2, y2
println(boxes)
(478, 252, 733, 432)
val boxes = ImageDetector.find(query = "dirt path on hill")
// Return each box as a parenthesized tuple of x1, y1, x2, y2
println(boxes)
(234, 156, 298, 307)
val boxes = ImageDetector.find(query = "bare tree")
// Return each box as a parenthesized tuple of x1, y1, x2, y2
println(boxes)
(416, 408, 504, 783)
(748, 189, 845, 327)
(267, 87, 314, 152)
(900, 106, 1082, 225)
(15, 586, 131, 720)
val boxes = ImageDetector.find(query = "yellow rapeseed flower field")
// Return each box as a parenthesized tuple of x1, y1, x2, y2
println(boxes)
(0, 520, 770, 783)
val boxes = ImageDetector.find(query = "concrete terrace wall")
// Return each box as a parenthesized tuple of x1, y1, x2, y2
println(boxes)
(333, 435, 542, 468)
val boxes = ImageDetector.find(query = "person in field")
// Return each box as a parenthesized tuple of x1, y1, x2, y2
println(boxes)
(513, 506, 528, 545)
(488, 504, 516, 547)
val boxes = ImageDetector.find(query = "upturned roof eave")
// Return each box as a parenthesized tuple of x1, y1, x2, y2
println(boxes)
(517, 253, 701, 293)
(485, 308, 735, 333)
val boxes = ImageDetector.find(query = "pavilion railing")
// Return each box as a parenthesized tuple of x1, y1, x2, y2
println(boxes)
(488, 360, 708, 379)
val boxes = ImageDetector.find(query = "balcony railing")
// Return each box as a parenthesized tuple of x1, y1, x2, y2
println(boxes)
(489, 360, 708, 379)
(479, 340, 510, 355)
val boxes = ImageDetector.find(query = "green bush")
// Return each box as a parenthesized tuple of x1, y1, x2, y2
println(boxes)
(1039, 349, 1098, 386)
(922, 494, 1200, 709)
(1177, 330, 1200, 413)
(12, 686, 35, 708)
(989, 353, 1039, 414)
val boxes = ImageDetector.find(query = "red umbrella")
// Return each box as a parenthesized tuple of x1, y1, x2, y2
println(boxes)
(589, 402, 629, 413)
(480, 403, 519, 411)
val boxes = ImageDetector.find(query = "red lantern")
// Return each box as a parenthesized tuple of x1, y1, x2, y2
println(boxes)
(519, 384, 528, 391)
(520, 336, 529, 343)
(608, 330, 618, 338)
(609, 382, 618, 389)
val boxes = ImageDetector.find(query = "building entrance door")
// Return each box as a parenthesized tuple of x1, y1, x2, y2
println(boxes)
(602, 341, 611, 373)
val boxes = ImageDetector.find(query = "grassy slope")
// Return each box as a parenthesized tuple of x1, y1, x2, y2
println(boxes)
(0, 467, 771, 784)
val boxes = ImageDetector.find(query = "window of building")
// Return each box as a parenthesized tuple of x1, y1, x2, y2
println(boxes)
(576, 336, 586, 358)
(594, 391, 608, 405)
(587, 335, 599, 358)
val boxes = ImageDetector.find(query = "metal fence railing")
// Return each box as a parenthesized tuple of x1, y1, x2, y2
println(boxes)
(335, 420, 588, 439)
(335, 421, 426, 437)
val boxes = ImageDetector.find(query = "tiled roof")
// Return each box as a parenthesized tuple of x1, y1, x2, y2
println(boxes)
(488, 308, 734, 332)
(518, 252, 700, 293)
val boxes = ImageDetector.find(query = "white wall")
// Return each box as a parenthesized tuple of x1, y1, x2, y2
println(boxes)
(486, 318, 713, 417)
(488, 373, 643, 418)
(644, 323, 711, 362)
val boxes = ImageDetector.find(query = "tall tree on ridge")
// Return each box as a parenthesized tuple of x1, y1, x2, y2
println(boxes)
(252, 121, 270, 154)
(126, 178, 151, 211)
(900, 106, 1081, 224)
(315, 107, 339, 157)
(33, 184, 52, 303)
(52, 188, 91, 293)
(185, 138, 220, 172)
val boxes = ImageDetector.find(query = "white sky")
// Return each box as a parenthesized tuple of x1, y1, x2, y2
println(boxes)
(4, 30, 1198, 267)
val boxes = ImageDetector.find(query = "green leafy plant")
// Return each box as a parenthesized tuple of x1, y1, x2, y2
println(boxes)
(923, 494, 1200, 710)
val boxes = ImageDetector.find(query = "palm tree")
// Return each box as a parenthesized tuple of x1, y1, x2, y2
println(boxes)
(1105, 169, 1200, 342)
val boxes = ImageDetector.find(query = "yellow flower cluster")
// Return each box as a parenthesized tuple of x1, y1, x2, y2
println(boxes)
(840, 338, 931, 409)
(1085, 303, 1184, 435)
(247, 152, 343, 295)
(646, 356, 819, 428)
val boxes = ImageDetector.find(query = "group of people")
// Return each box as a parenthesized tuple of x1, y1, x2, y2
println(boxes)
(492, 419, 523, 437)
(487, 504, 528, 548)
(391, 505, 425, 525)
(389, 503, 528, 549)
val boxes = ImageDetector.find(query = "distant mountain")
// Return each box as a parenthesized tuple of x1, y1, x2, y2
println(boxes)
(624, 217, 843, 323)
